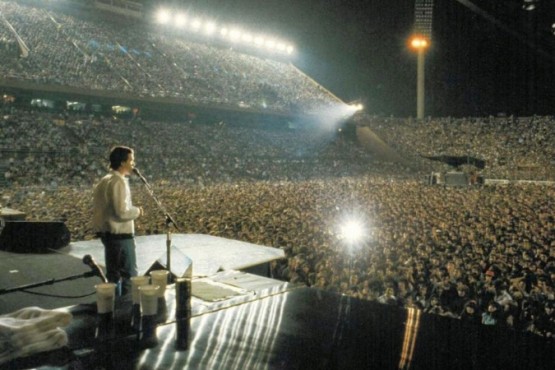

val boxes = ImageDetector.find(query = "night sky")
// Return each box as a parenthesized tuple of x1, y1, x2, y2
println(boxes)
(154, 1, 555, 117)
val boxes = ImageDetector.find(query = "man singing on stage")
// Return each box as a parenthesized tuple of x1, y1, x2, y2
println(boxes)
(92, 146, 143, 296)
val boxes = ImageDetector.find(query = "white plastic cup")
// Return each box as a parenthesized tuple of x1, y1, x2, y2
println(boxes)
(131, 276, 150, 304)
(95, 283, 116, 314)
(139, 285, 160, 316)
(150, 270, 169, 298)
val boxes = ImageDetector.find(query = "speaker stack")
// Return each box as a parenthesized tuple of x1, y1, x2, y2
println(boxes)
(0, 221, 71, 253)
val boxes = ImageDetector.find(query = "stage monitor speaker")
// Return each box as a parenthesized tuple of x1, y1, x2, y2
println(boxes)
(145, 246, 192, 280)
(0, 221, 71, 253)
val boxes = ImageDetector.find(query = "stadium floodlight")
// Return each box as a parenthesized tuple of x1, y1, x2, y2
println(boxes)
(409, 34, 430, 120)
(191, 18, 202, 31)
(265, 39, 276, 50)
(204, 21, 216, 35)
(151, 9, 296, 57)
(242, 33, 253, 43)
(410, 36, 429, 49)
(351, 103, 364, 111)
(156, 9, 171, 24)
(229, 28, 242, 42)
(414, 0, 433, 40)
(175, 13, 187, 28)
(522, 0, 538, 11)
(254, 36, 265, 46)
(412, 0, 433, 119)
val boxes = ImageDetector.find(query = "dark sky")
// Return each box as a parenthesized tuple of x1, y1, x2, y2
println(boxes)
(157, 0, 555, 117)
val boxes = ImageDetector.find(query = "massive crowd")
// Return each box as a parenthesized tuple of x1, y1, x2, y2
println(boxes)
(1, 107, 554, 339)
(363, 115, 555, 181)
(2, 177, 554, 338)
(2, 109, 554, 187)
(0, 0, 338, 114)
(0, 108, 386, 186)
(0, 0, 554, 341)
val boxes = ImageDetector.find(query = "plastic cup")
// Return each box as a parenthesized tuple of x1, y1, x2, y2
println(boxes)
(95, 283, 116, 314)
(150, 270, 169, 298)
(131, 276, 150, 304)
(139, 285, 160, 316)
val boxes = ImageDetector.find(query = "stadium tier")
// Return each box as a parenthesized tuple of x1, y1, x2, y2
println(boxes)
(0, 1, 340, 115)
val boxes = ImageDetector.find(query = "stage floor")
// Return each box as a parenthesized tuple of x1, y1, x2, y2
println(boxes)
(0, 234, 284, 314)
(63, 233, 284, 277)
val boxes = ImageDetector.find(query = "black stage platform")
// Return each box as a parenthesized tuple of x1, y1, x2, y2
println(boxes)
(1, 236, 554, 370)
(4, 285, 554, 370)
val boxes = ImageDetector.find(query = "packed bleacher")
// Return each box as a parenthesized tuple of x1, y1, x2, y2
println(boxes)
(0, 0, 338, 114)
(1, 0, 554, 341)
(363, 115, 555, 181)
(0, 108, 385, 186)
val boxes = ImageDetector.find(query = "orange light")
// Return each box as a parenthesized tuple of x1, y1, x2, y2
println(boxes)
(410, 36, 429, 50)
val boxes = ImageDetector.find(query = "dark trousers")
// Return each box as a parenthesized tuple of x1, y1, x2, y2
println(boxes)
(101, 235, 138, 296)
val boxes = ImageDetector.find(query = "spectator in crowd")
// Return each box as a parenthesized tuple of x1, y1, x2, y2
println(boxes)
(532, 300, 555, 338)
(377, 286, 398, 306)
(482, 301, 504, 326)
(460, 300, 482, 325)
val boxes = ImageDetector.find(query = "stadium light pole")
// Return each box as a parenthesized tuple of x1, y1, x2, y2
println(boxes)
(410, 35, 429, 120)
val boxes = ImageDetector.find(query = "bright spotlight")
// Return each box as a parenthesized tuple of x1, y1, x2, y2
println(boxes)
(276, 42, 286, 51)
(286, 45, 294, 54)
(410, 35, 429, 50)
(265, 39, 276, 49)
(204, 21, 216, 35)
(220, 27, 229, 36)
(191, 18, 202, 31)
(242, 33, 253, 43)
(229, 28, 242, 42)
(254, 36, 265, 46)
(340, 220, 365, 245)
(156, 9, 171, 24)
(175, 13, 187, 28)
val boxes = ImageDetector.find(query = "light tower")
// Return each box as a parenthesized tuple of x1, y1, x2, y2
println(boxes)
(412, 0, 434, 120)
(410, 35, 429, 121)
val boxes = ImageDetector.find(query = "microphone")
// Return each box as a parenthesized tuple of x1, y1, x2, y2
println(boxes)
(133, 167, 148, 185)
(83, 255, 108, 283)
(132, 167, 142, 178)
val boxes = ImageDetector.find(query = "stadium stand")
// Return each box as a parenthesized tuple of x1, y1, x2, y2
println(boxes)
(0, 1, 340, 114)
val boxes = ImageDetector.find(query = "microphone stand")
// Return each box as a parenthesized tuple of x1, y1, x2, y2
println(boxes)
(0, 271, 100, 295)
(133, 168, 179, 282)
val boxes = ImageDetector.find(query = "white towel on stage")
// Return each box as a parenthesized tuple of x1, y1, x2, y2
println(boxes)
(0, 306, 72, 364)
